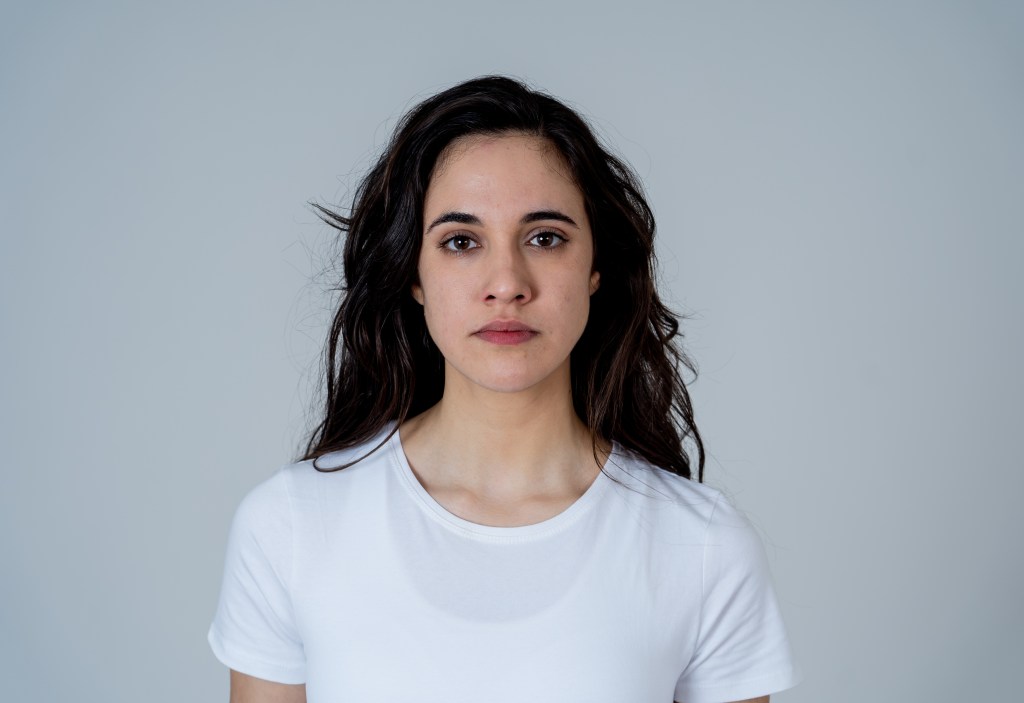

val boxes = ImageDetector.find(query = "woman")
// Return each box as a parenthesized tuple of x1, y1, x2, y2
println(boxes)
(208, 76, 800, 703)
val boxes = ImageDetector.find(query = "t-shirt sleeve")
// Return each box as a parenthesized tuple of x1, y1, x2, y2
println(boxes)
(673, 492, 801, 703)
(207, 468, 306, 684)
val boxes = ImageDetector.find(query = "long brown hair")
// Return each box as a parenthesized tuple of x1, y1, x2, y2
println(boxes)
(302, 76, 704, 481)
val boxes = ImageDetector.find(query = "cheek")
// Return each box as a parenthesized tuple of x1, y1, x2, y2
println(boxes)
(570, 288, 593, 326)
(563, 269, 596, 312)
(546, 282, 593, 345)
(420, 276, 464, 342)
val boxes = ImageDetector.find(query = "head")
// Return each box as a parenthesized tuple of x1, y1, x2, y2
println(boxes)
(411, 131, 599, 402)
(307, 76, 703, 480)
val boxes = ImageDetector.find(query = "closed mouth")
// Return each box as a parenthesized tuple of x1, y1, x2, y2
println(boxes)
(476, 320, 537, 333)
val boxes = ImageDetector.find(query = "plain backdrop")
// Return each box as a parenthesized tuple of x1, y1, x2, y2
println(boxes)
(2, 1, 1021, 701)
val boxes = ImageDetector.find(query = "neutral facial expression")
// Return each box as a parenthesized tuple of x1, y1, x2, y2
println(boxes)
(411, 132, 600, 395)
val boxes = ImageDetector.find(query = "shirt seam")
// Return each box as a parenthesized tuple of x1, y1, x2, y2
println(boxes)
(280, 466, 300, 634)
(389, 434, 612, 543)
(684, 489, 724, 679)
(675, 665, 802, 699)
(209, 622, 306, 682)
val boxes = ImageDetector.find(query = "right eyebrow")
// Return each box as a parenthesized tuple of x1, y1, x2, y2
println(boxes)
(425, 211, 481, 235)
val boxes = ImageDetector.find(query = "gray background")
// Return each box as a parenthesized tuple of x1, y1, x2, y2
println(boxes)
(2, 1, 1021, 701)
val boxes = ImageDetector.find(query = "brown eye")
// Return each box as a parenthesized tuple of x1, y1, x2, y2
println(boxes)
(529, 231, 567, 248)
(440, 234, 479, 254)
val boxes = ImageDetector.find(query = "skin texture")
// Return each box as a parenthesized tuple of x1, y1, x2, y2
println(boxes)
(229, 671, 304, 702)
(412, 133, 600, 398)
(226, 135, 773, 703)
(401, 132, 609, 525)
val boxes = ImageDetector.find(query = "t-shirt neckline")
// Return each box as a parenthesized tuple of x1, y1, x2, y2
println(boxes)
(387, 421, 618, 541)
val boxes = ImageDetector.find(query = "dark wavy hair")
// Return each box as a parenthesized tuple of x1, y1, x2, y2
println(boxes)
(302, 75, 704, 481)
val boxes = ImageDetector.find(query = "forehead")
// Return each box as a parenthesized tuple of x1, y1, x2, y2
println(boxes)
(425, 133, 581, 208)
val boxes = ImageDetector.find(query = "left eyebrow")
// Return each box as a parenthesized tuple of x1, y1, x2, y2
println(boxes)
(521, 210, 579, 228)
(424, 209, 579, 235)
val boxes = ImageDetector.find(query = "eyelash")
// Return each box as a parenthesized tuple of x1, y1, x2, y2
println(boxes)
(437, 231, 568, 257)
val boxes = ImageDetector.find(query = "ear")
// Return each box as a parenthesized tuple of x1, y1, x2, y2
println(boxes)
(411, 283, 424, 305)
(589, 270, 600, 295)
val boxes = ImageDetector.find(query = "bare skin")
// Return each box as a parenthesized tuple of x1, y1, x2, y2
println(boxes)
(229, 671, 304, 703)
(404, 133, 608, 521)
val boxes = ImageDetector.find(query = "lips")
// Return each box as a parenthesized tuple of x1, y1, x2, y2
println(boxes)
(474, 319, 539, 346)
(476, 319, 537, 333)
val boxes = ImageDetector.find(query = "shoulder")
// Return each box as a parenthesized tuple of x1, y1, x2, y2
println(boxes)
(605, 445, 764, 555)
(230, 426, 398, 536)
(605, 445, 726, 527)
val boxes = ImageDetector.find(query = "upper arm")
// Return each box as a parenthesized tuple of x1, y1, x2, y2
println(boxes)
(673, 492, 799, 702)
(229, 670, 306, 703)
(209, 473, 306, 688)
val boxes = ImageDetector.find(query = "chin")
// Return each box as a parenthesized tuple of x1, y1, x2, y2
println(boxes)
(446, 359, 569, 395)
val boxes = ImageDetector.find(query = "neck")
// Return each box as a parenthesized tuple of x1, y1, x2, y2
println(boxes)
(398, 367, 609, 500)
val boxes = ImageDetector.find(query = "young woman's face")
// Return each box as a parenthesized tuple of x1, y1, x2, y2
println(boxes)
(412, 133, 600, 396)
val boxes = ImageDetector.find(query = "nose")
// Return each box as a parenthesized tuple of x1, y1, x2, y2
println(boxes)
(484, 246, 533, 305)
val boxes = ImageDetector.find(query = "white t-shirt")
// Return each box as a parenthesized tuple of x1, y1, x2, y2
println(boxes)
(208, 422, 800, 702)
